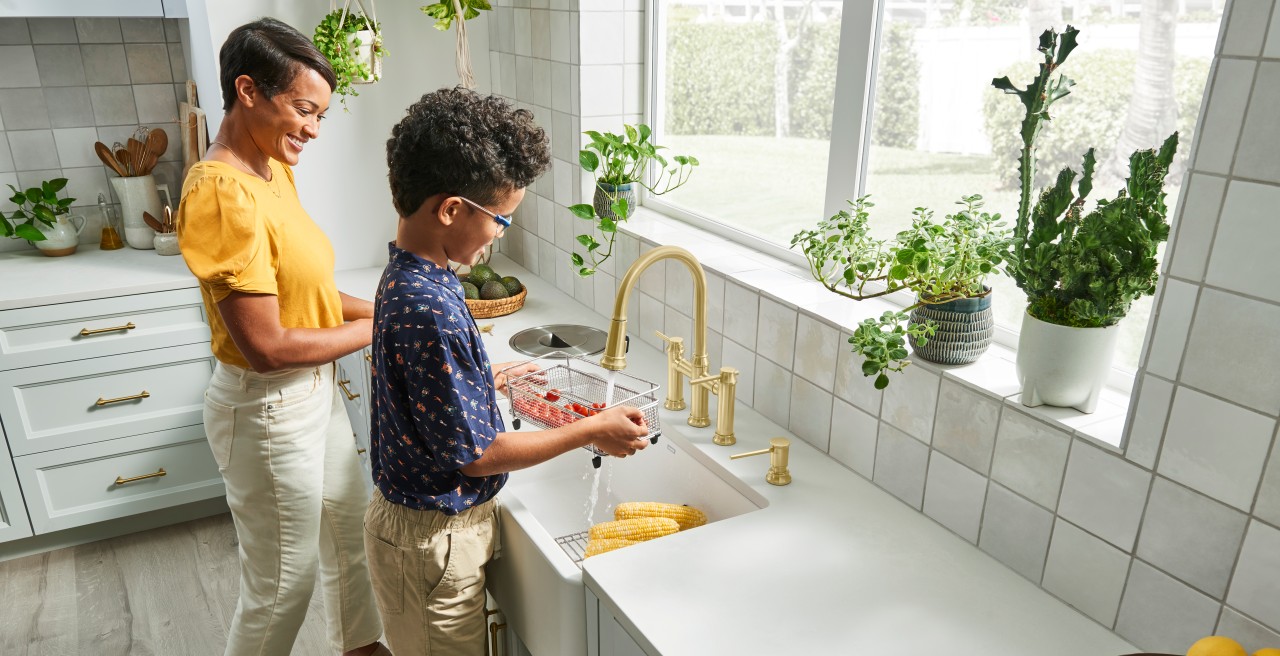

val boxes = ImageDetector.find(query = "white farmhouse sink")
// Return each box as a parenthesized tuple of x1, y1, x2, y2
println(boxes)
(487, 427, 767, 656)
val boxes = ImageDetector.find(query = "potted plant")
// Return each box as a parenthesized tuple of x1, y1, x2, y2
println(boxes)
(4, 179, 84, 257)
(994, 26, 1178, 412)
(313, 2, 385, 108)
(569, 124, 698, 277)
(792, 194, 1008, 390)
(420, 0, 490, 88)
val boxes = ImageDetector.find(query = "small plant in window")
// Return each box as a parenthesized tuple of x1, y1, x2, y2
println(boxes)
(312, 6, 385, 109)
(569, 124, 698, 277)
(792, 194, 1009, 389)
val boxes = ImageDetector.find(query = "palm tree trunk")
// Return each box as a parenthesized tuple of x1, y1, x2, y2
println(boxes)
(1103, 0, 1178, 187)
(773, 0, 814, 139)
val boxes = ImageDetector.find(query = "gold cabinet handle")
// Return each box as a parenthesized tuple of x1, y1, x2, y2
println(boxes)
(80, 321, 136, 337)
(357, 448, 367, 455)
(364, 353, 372, 362)
(337, 379, 359, 400)
(115, 468, 166, 485)
(96, 390, 150, 406)
(485, 609, 506, 656)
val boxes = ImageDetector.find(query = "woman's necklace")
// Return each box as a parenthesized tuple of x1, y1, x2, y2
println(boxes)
(209, 140, 280, 196)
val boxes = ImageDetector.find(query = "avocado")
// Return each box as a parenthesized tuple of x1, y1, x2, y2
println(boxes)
(458, 273, 471, 285)
(461, 282, 480, 300)
(479, 280, 510, 300)
(468, 264, 498, 286)
(500, 275, 523, 296)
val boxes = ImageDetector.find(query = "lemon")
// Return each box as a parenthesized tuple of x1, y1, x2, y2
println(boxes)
(1252, 649, 1280, 656)
(1187, 636, 1247, 656)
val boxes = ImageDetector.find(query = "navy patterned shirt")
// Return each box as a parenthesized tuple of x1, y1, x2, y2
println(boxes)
(370, 243, 507, 514)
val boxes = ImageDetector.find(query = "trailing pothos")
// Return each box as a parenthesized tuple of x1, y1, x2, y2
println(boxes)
(312, 8, 385, 108)
(420, 0, 491, 30)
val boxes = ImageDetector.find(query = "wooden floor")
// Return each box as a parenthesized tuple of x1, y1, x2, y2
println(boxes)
(0, 513, 339, 656)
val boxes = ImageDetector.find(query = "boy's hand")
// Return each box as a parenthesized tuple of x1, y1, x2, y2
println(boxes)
(588, 406, 650, 458)
(492, 361, 542, 397)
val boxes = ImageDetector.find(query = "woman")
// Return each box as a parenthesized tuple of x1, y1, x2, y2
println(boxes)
(177, 18, 387, 656)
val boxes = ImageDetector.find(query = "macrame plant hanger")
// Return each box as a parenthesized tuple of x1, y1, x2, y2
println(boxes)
(452, 0, 476, 88)
(331, 0, 382, 83)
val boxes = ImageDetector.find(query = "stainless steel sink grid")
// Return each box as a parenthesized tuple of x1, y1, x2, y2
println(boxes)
(554, 530, 591, 565)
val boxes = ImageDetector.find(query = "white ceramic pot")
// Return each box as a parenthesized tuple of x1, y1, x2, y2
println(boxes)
(153, 231, 180, 256)
(351, 29, 382, 83)
(1016, 311, 1120, 413)
(108, 175, 171, 250)
(35, 214, 86, 257)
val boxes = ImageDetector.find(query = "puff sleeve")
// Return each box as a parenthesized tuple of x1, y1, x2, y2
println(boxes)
(177, 175, 277, 302)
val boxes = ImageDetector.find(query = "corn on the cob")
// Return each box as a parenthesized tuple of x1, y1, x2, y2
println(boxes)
(584, 537, 637, 559)
(588, 517, 680, 542)
(614, 502, 708, 531)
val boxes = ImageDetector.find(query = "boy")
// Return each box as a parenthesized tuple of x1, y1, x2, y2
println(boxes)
(364, 87, 651, 655)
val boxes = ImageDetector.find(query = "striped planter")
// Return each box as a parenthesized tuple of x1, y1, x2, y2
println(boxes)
(593, 182, 636, 222)
(908, 291, 994, 366)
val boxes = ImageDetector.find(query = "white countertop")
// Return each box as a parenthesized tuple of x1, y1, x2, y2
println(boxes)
(341, 254, 1139, 656)
(0, 245, 198, 311)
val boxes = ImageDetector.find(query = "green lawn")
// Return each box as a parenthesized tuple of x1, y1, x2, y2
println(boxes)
(656, 134, 1166, 372)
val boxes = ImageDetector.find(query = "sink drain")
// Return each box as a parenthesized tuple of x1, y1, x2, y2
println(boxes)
(509, 324, 607, 357)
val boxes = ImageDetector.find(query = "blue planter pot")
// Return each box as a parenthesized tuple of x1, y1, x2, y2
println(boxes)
(593, 182, 636, 222)
(908, 290, 994, 365)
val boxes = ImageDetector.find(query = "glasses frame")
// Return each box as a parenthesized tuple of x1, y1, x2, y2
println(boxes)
(457, 196, 511, 237)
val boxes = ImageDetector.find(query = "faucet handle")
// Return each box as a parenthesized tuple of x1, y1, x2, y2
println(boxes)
(729, 438, 791, 486)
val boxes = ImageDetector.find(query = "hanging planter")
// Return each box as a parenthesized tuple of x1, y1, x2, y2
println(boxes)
(313, 0, 385, 108)
(420, 0, 493, 88)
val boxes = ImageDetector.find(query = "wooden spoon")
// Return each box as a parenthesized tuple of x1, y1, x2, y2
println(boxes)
(95, 142, 127, 177)
(127, 138, 146, 176)
(115, 148, 133, 177)
(144, 129, 168, 175)
(141, 211, 165, 233)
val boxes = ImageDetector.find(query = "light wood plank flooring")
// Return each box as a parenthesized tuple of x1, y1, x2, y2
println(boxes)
(0, 513, 339, 655)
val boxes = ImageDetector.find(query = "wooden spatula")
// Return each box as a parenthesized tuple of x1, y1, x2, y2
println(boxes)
(144, 129, 168, 175)
(142, 211, 165, 233)
(95, 141, 127, 177)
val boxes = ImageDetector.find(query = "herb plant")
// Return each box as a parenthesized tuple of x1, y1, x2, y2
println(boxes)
(792, 194, 1008, 389)
(994, 26, 1178, 328)
(3, 179, 74, 242)
(420, 0, 491, 30)
(312, 9, 384, 108)
(569, 124, 698, 277)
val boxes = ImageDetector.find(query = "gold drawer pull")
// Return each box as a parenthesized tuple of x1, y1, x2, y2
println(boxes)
(357, 448, 367, 455)
(80, 321, 136, 337)
(364, 353, 372, 363)
(96, 390, 150, 406)
(115, 468, 166, 485)
(338, 379, 359, 400)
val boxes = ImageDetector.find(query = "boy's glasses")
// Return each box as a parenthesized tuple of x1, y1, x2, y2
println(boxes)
(457, 196, 511, 237)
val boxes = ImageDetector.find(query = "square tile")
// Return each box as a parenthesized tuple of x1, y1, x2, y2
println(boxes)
(793, 313, 839, 389)
(932, 379, 1001, 475)
(0, 136, 12, 173)
(133, 83, 176, 123)
(538, 238, 556, 285)
(923, 451, 987, 543)
(1192, 59, 1254, 176)
(81, 44, 131, 86)
(554, 202, 573, 254)
(943, 349, 1022, 398)
(530, 9, 551, 60)
(75, 18, 122, 44)
(126, 43, 173, 84)
(555, 246, 575, 295)
(979, 482, 1054, 582)
(873, 422, 930, 510)
(1217, 607, 1280, 654)
(27, 19, 76, 44)
(0, 46, 40, 88)
(1207, 181, 1280, 304)
(722, 281, 759, 349)
(34, 44, 85, 86)
(623, 11, 644, 64)
(722, 338, 755, 407)
(120, 18, 164, 43)
(1168, 174, 1227, 282)
(634, 246, 665, 300)
(706, 271, 726, 334)
(880, 363, 940, 444)
(1227, 520, 1280, 631)
(88, 85, 137, 126)
(753, 355, 792, 427)
(1115, 560, 1221, 654)
(573, 268, 593, 306)
(59, 165, 109, 215)
(1158, 385, 1275, 511)
(1221, 0, 1272, 56)
(829, 399, 878, 478)
(663, 258, 695, 318)
(521, 232, 539, 275)
(164, 18, 182, 43)
(0, 19, 30, 45)
(52, 127, 99, 168)
(1137, 477, 1247, 598)
(579, 11, 624, 64)
(43, 86, 94, 128)
(623, 62, 643, 115)
(1145, 278, 1199, 380)
(1255, 426, 1280, 527)
(515, 55, 534, 104)
(990, 409, 1071, 510)
(549, 10, 570, 63)
(578, 65, 623, 117)
(789, 375, 833, 451)
(755, 296, 797, 369)
(1057, 440, 1151, 552)
(834, 331, 884, 416)
(168, 42, 186, 82)
(1042, 518, 1131, 627)
(0, 88, 49, 130)
(663, 306, 692, 348)
(1235, 64, 1280, 185)
(1267, 0, 1280, 58)
(1124, 374, 1174, 470)
(7, 129, 59, 170)
(499, 53, 516, 99)
(1182, 287, 1280, 416)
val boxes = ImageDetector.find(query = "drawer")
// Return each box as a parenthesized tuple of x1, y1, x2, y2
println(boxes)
(0, 289, 209, 371)
(0, 343, 213, 456)
(15, 424, 224, 535)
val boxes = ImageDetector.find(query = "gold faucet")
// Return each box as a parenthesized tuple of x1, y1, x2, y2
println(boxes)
(601, 245, 740, 445)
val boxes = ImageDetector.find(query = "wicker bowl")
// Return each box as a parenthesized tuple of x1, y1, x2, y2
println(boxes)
(465, 287, 527, 319)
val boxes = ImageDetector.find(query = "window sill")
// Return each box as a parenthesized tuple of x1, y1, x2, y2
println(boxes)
(618, 206, 1133, 450)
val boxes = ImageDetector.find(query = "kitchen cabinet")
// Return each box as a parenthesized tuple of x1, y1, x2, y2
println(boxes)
(0, 431, 32, 543)
(336, 347, 373, 495)
(585, 588, 649, 656)
(0, 1, 168, 17)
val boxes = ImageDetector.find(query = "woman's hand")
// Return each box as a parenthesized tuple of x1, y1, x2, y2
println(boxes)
(492, 360, 542, 397)
(585, 406, 649, 458)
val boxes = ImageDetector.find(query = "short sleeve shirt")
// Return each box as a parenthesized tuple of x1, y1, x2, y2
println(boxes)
(176, 159, 344, 368)
(370, 243, 507, 514)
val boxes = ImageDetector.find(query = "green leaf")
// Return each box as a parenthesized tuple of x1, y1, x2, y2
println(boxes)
(32, 205, 55, 224)
(638, 124, 652, 142)
(860, 359, 880, 376)
(624, 124, 638, 143)
(571, 252, 584, 266)
(569, 203, 596, 220)
(600, 218, 617, 233)
(579, 150, 599, 172)
(610, 197, 629, 219)
(874, 373, 890, 390)
(888, 263, 910, 280)
(686, 156, 699, 166)
(15, 224, 44, 241)
(25, 188, 43, 203)
(575, 234, 596, 248)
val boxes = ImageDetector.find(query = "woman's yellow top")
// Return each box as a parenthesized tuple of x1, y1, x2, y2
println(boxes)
(177, 159, 343, 369)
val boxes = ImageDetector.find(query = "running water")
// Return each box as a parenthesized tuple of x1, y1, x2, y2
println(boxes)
(583, 463, 603, 524)
(604, 371, 618, 408)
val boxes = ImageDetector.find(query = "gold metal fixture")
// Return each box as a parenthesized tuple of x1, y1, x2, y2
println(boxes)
(364, 353, 372, 363)
(115, 467, 166, 485)
(80, 321, 136, 337)
(601, 245, 740, 443)
(357, 448, 367, 455)
(478, 323, 495, 334)
(730, 438, 792, 486)
(484, 608, 506, 656)
(337, 379, 360, 400)
(96, 390, 150, 406)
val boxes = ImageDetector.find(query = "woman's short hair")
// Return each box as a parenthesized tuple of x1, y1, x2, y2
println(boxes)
(219, 18, 336, 112)
(386, 87, 551, 217)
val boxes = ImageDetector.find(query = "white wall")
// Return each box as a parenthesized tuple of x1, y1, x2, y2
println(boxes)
(184, 0, 492, 272)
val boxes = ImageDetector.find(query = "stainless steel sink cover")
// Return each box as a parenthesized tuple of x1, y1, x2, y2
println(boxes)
(509, 324, 607, 357)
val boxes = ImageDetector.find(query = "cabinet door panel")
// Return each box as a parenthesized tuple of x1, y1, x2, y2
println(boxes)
(15, 424, 223, 534)
(0, 437, 32, 543)
(0, 343, 212, 455)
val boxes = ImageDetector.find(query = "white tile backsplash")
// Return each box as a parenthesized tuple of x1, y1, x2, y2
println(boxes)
(638, 291, 665, 351)
(752, 354, 792, 427)
(1207, 181, 1280, 304)
(1115, 560, 1221, 653)
(1145, 277, 1199, 380)
(1222, 0, 1274, 56)
(1056, 441, 1150, 552)
(50, 126, 97, 168)
(578, 64, 624, 116)
(722, 281, 759, 349)
(578, 11, 623, 64)
(1137, 477, 1248, 598)
(828, 399, 878, 478)
(1159, 385, 1275, 511)
(1194, 58, 1255, 175)
(923, 451, 987, 543)
(1255, 427, 1280, 527)
(513, 8, 533, 57)
(1182, 287, 1280, 416)
(991, 409, 1071, 510)
(793, 313, 839, 389)
(873, 422, 929, 510)
(932, 379, 1001, 476)
(788, 375, 832, 451)
(980, 482, 1054, 582)
(1234, 63, 1280, 184)
(721, 337, 755, 407)
(833, 333, 884, 416)
(1124, 374, 1174, 469)
(1168, 173, 1227, 282)
(1227, 520, 1280, 631)
(0, 46, 40, 87)
(1218, 606, 1280, 654)
(1042, 518, 1131, 627)
(879, 363, 940, 444)
(755, 296, 797, 369)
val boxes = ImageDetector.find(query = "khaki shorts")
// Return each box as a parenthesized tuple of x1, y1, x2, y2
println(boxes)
(364, 490, 499, 656)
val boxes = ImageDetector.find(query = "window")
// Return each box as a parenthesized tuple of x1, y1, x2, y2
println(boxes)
(651, 0, 1224, 375)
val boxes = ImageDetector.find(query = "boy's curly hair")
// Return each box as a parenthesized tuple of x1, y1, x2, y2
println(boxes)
(386, 87, 550, 217)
